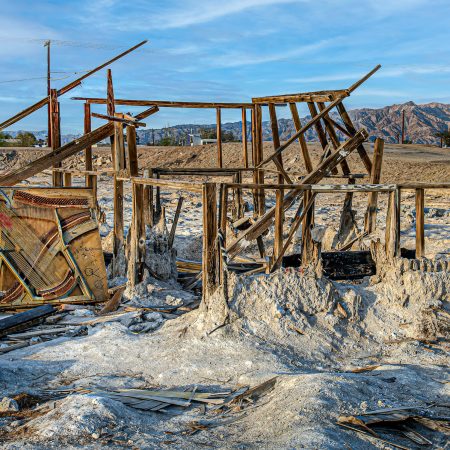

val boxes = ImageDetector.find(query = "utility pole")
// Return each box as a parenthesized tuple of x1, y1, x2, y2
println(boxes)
(44, 40, 51, 147)
(401, 110, 406, 144)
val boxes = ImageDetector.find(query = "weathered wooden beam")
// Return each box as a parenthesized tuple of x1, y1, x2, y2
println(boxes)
(365, 138, 384, 233)
(415, 188, 425, 258)
(224, 183, 396, 192)
(252, 89, 349, 104)
(254, 105, 265, 216)
(289, 103, 313, 173)
(268, 103, 287, 185)
(385, 188, 401, 259)
(301, 190, 315, 266)
(0, 41, 148, 131)
(126, 125, 139, 177)
(168, 196, 184, 249)
(242, 107, 248, 169)
(71, 98, 260, 108)
(92, 112, 146, 127)
(336, 103, 372, 174)
(273, 188, 284, 267)
(0, 122, 116, 186)
(131, 177, 203, 193)
(216, 107, 223, 168)
(202, 183, 219, 299)
(227, 130, 368, 258)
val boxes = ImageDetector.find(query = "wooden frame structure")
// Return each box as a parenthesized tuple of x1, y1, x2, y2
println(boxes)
(1, 52, 448, 305)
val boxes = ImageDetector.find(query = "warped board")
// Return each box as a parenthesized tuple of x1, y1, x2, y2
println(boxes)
(0, 187, 107, 309)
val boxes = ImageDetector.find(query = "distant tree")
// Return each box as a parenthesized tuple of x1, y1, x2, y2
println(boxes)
(435, 130, 450, 147)
(159, 125, 177, 146)
(200, 128, 236, 142)
(0, 132, 12, 147)
(16, 131, 37, 147)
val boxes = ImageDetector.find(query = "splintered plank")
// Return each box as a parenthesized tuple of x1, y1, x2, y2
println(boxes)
(226, 129, 369, 258)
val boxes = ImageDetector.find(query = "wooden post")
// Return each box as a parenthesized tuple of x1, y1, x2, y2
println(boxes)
(289, 103, 313, 173)
(254, 104, 265, 217)
(216, 107, 223, 168)
(63, 172, 72, 187)
(219, 184, 228, 245)
(415, 188, 425, 258)
(50, 89, 63, 187)
(232, 172, 244, 220)
(365, 138, 384, 233)
(250, 107, 256, 167)
(385, 188, 400, 259)
(268, 103, 285, 184)
(202, 183, 218, 300)
(83, 102, 95, 191)
(143, 168, 154, 227)
(273, 188, 284, 267)
(301, 189, 315, 266)
(130, 181, 145, 287)
(113, 120, 125, 269)
(242, 107, 248, 168)
(107, 69, 116, 167)
(127, 125, 138, 177)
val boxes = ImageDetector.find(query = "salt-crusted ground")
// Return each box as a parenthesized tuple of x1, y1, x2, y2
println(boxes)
(0, 143, 449, 449)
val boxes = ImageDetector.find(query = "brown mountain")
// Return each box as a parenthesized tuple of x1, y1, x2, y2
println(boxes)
(133, 101, 450, 146)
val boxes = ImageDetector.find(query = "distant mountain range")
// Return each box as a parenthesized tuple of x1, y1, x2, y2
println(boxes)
(7, 102, 450, 146)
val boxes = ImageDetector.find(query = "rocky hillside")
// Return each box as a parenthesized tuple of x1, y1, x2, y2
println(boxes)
(6, 102, 450, 146)
(136, 101, 450, 145)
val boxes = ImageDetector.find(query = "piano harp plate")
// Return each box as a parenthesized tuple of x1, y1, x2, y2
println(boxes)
(0, 187, 107, 309)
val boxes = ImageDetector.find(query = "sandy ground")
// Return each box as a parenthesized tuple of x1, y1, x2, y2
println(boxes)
(0, 143, 449, 449)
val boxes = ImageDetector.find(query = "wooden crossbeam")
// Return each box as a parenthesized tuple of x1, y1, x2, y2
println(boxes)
(252, 89, 349, 104)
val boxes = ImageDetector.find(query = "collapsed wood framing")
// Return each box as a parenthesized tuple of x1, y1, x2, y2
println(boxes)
(1, 53, 448, 307)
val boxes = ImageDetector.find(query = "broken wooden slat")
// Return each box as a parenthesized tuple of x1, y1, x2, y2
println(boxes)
(168, 196, 184, 249)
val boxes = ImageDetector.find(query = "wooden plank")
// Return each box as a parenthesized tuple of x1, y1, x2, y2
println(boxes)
(0, 122, 115, 186)
(224, 183, 395, 192)
(202, 183, 218, 299)
(219, 184, 228, 246)
(127, 125, 139, 177)
(301, 190, 315, 266)
(254, 105, 265, 216)
(216, 107, 223, 168)
(71, 99, 258, 108)
(226, 130, 368, 258)
(273, 188, 284, 267)
(365, 138, 384, 233)
(0, 305, 56, 338)
(242, 107, 248, 168)
(336, 103, 372, 173)
(0, 41, 148, 131)
(168, 196, 184, 249)
(268, 103, 286, 185)
(385, 188, 401, 259)
(289, 103, 313, 173)
(252, 89, 349, 104)
(92, 112, 146, 127)
(415, 188, 425, 258)
(131, 177, 203, 193)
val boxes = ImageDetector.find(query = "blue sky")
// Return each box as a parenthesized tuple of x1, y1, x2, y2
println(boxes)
(1, 0, 450, 134)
